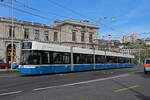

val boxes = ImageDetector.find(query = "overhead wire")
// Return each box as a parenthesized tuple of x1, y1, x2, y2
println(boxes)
(47, 0, 125, 35)
(47, 0, 88, 20)
(14, 0, 121, 40)
(0, 3, 53, 21)
(0, 0, 128, 40)
(4, 0, 125, 36)
(13, 0, 77, 20)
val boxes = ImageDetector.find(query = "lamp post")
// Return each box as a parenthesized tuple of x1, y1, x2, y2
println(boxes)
(70, 46, 76, 71)
(11, 0, 14, 70)
(92, 44, 96, 70)
(108, 34, 111, 51)
(0, 0, 14, 69)
(104, 47, 107, 64)
(138, 48, 140, 64)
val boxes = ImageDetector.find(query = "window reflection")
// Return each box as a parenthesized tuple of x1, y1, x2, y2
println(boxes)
(21, 50, 132, 65)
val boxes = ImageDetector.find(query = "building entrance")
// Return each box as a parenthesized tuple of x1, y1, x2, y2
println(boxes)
(6, 44, 16, 63)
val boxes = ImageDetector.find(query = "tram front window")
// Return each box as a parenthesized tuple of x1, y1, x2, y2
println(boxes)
(22, 51, 41, 65)
(21, 50, 51, 65)
(146, 60, 150, 64)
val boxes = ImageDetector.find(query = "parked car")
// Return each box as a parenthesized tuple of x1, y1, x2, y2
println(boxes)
(0, 60, 11, 69)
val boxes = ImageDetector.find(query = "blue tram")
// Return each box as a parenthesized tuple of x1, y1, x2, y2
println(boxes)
(18, 41, 135, 75)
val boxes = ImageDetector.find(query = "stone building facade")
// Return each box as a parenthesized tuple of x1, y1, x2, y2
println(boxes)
(122, 32, 138, 43)
(53, 19, 99, 48)
(0, 17, 99, 64)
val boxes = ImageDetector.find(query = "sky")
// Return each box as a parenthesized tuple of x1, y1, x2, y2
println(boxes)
(0, 0, 150, 40)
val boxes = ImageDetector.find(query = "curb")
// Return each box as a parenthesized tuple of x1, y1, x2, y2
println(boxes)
(0, 69, 18, 74)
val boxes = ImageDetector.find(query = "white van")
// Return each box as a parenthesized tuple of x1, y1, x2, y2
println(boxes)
(144, 59, 150, 74)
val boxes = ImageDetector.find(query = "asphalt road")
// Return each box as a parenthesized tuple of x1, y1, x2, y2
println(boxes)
(0, 65, 150, 100)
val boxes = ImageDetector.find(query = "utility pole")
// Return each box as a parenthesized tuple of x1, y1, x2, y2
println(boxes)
(108, 34, 111, 51)
(138, 49, 140, 64)
(70, 46, 75, 71)
(104, 41, 107, 64)
(104, 47, 107, 64)
(0, 0, 14, 69)
(11, 0, 14, 70)
(93, 44, 96, 70)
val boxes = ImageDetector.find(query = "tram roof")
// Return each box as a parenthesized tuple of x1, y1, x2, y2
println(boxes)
(23, 41, 134, 58)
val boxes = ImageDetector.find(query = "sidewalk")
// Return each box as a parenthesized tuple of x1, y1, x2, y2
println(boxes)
(0, 69, 18, 74)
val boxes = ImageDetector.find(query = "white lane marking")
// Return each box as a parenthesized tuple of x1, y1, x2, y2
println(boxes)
(0, 91, 22, 96)
(33, 74, 130, 91)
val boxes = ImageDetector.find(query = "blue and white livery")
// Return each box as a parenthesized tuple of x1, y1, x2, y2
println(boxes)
(19, 41, 135, 75)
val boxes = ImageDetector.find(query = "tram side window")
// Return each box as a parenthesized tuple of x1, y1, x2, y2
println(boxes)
(73, 54, 79, 64)
(95, 55, 99, 64)
(87, 55, 93, 64)
(74, 54, 82, 64)
(73, 53, 93, 64)
(62, 53, 70, 64)
(74, 54, 84, 64)
(107, 56, 114, 63)
(118, 57, 124, 63)
(53, 52, 62, 64)
(95, 55, 101, 64)
(125, 58, 130, 63)
(123, 58, 127, 63)
(130, 58, 133, 63)
(29, 51, 41, 64)
(42, 52, 51, 64)
(113, 56, 118, 63)
(52, 52, 70, 64)
(130, 58, 132, 63)
(80, 54, 85, 64)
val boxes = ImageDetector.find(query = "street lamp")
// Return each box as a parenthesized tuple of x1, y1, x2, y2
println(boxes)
(70, 46, 76, 71)
(104, 46, 107, 64)
(11, 0, 14, 69)
(0, 0, 15, 69)
(108, 34, 111, 51)
(92, 44, 96, 70)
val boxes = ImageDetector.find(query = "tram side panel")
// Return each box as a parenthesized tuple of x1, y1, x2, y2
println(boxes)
(19, 63, 134, 75)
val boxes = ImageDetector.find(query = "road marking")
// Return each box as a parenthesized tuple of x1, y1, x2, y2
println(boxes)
(114, 85, 140, 93)
(0, 91, 22, 96)
(128, 85, 140, 89)
(33, 74, 130, 91)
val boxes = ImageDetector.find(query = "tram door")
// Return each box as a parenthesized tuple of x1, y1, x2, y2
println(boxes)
(6, 44, 16, 64)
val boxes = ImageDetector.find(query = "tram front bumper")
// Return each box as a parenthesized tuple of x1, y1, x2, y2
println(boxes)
(18, 65, 39, 75)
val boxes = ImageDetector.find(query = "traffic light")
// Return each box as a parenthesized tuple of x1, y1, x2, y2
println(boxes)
(111, 17, 116, 22)
(0, 0, 4, 2)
